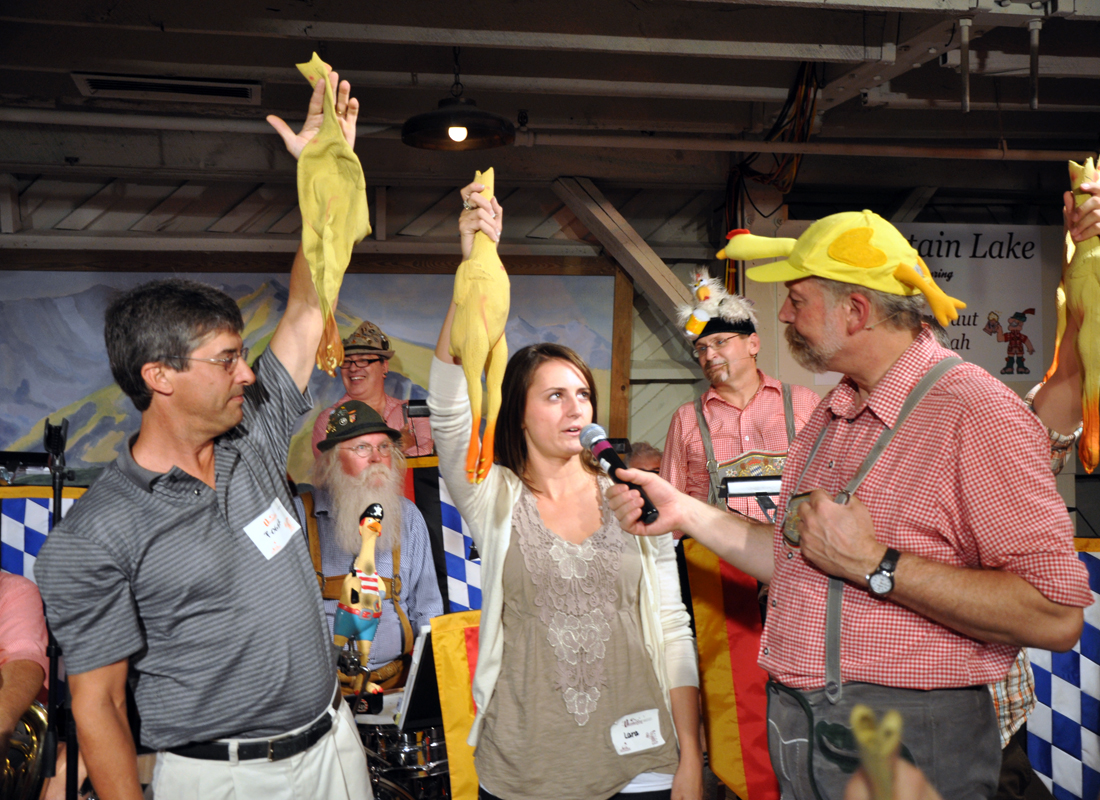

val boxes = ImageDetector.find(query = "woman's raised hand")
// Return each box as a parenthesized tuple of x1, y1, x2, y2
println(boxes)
(458, 181, 503, 261)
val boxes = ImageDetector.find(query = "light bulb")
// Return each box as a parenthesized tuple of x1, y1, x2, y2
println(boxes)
(448, 126, 468, 143)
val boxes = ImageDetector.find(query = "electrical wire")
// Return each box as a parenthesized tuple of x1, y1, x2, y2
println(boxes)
(722, 62, 821, 293)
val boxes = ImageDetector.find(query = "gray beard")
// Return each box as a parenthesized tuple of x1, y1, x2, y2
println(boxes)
(316, 462, 404, 560)
(785, 324, 841, 374)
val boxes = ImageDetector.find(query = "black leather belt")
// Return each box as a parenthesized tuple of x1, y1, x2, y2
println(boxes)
(167, 711, 334, 762)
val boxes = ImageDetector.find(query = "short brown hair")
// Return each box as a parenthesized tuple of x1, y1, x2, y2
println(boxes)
(494, 343, 600, 489)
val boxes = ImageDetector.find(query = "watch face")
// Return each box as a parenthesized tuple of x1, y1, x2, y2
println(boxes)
(869, 572, 893, 595)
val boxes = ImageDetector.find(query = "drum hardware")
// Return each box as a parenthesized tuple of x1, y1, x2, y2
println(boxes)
(373, 774, 418, 800)
(361, 723, 450, 799)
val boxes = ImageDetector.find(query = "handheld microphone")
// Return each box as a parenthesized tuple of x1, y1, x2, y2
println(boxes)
(579, 424, 659, 525)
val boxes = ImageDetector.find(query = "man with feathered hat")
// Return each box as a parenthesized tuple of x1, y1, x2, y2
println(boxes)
(663, 270, 820, 515)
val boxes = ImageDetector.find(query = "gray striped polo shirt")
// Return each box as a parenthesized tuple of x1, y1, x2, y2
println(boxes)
(36, 352, 335, 749)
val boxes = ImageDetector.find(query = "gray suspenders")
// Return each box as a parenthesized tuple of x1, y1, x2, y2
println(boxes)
(784, 356, 963, 704)
(694, 382, 796, 511)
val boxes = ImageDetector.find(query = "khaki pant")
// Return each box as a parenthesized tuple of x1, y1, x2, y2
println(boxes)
(152, 701, 371, 800)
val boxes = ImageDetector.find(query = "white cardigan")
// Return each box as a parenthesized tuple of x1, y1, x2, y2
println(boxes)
(428, 357, 699, 746)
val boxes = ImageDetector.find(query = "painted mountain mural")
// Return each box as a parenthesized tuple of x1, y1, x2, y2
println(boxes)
(1, 271, 614, 483)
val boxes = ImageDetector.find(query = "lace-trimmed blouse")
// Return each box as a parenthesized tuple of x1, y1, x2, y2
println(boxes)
(474, 477, 680, 800)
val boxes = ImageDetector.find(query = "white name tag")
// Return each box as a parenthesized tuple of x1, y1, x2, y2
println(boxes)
(610, 708, 665, 755)
(243, 498, 301, 559)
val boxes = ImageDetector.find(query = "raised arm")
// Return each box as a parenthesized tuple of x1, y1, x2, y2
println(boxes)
(1033, 180, 1100, 434)
(433, 179, 503, 366)
(266, 70, 359, 391)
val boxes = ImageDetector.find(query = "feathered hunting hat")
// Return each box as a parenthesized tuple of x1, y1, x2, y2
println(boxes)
(677, 269, 758, 341)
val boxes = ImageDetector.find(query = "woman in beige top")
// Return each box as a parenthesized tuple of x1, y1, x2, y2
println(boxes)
(428, 181, 702, 800)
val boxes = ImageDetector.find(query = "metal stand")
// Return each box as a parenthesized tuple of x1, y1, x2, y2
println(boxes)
(41, 418, 79, 800)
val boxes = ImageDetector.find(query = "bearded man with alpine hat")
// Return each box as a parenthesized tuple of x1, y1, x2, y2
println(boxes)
(298, 400, 443, 693)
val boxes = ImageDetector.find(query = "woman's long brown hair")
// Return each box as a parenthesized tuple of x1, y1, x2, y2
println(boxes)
(494, 343, 600, 490)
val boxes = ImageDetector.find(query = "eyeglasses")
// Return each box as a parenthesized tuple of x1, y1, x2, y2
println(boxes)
(338, 442, 394, 458)
(691, 336, 743, 360)
(342, 356, 384, 370)
(168, 347, 249, 373)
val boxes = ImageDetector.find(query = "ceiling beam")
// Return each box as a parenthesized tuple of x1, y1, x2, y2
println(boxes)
(941, 50, 1100, 78)
(0, 230, 714, 261)
(819, 17, 985, 112)
(687, 0, 1100, 19)
(553, 177, 692, 327)
(891, 186, 938, 223)
(1, 62, 794, 103)
(0, 16, 888, 64)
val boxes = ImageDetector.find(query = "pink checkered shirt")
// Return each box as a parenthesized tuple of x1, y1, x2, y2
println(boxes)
(760, 328, 1092, 690)
(661, 372, 820, 521)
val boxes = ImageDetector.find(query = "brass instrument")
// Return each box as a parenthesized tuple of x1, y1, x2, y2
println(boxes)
(3, 700, 48, 800)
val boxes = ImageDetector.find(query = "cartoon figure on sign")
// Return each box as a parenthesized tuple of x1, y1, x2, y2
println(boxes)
(984, 307, 1036, 375)
(333, 502, 385, 695)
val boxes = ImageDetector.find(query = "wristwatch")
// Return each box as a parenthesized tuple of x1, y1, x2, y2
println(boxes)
(867, 548, 901, 597)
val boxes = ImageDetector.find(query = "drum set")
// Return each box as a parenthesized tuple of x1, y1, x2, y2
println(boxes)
(360, 722, 449, 800)
(343, 626, 452, 800)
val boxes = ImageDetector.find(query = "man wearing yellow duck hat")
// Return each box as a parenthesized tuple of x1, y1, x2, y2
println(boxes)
(607, 209, 1092, 800)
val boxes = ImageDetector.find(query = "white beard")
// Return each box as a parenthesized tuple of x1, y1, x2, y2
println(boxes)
(314, 458, 404, 559)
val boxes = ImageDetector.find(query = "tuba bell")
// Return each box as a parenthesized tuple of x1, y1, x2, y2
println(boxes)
(2, 700, 48, 800)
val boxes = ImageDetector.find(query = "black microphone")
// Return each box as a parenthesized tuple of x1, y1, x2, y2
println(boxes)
(580, 424, 659, 525)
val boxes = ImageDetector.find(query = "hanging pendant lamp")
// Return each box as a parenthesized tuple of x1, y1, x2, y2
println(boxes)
(401, 47, 515, 151)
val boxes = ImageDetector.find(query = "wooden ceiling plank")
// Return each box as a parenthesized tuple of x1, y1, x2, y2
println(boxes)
(396, 190, 458, 238)
(648, 192, 718, 243)
(85, 182, 181, 232)
(209, 184, 283, 234)
(374, 186, 387, 242)
(527, 206, 569, 240)
(18, 179, 108, 232)
(130, 183, 205, 232)
(157, 183, 261, 233)
(1, 174, 21, 233)
(891, 186, 938, 223)
(267, 206, 303, 235)
(54, 179, 121, 231)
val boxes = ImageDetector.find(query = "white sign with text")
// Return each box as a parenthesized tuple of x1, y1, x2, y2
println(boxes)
(896, 223, 1044, 381)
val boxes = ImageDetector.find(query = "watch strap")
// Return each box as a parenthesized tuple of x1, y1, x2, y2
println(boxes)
(877, 547, 901, 575)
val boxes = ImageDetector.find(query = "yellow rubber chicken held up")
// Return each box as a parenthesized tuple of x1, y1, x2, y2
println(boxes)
(450, 169, 510, 483)
(1046, 157, 1100, 473)
(269, 53, 370, 377)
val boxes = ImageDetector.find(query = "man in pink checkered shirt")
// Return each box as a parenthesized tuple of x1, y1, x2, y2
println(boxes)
(609, 210, 1095, 800)
(661, 283, 819, 518)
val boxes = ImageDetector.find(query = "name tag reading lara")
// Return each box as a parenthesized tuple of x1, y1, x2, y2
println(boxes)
(610, 708, 665, 755)
(243, 498, 301, 559)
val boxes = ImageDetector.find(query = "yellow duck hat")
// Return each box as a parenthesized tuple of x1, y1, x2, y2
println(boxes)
(717, 210, 967, 326)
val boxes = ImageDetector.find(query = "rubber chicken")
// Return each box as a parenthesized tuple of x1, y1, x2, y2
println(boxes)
(450, 169, 510, 483)
(851, 705, 903, 800)
(295, 53, 371, 376)
(1045, 157, 1100, 472)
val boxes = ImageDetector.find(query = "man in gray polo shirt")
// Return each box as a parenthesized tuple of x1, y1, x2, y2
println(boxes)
(35, 69, 371, 800)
